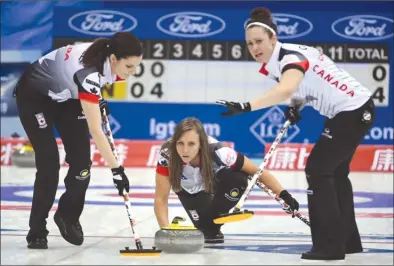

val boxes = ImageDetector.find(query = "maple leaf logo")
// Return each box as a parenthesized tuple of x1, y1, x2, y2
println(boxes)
(90, 87, 98, 94)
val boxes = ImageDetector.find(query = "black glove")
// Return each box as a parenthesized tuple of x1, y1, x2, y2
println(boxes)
(279, 190, 299, 218)
(216, 100, 251, 117)
(111, 166, 130, 196)
(285, 106, 301, 125)
(99, 98, 110, 116)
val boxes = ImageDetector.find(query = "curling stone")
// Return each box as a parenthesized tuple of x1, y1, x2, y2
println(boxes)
(154, 216, 204, 253)
(11, 142, 36, 168)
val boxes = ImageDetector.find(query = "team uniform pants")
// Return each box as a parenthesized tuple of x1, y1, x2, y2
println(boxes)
(15, 75, 92, 240)
(305, 98, 375, 254)
(176, 168, 248, 235)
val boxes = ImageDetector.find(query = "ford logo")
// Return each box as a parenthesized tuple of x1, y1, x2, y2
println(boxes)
(156, 11, 226, 38)
(244, 13, 313, 39)
(273, 14, 313, 39)
(332, 15, 393, 41)
(68, 10, 137, 36)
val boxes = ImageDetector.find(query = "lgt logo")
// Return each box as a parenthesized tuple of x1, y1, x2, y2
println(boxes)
(249, 106, 300, 145)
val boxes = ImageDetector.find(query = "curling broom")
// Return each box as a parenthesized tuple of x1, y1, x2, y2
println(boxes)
(251, 176, 311, 226)
(101, 107, 162, 257)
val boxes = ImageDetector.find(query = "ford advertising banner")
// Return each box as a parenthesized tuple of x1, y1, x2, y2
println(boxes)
(53, 8, 394, 42)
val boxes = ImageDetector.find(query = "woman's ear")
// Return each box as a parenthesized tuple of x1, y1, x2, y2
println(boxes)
(271, 34, 278, 46)
(109, 54, 117, 65)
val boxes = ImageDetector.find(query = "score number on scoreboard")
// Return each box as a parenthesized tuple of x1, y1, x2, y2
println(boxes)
(126, 40, 390, 106)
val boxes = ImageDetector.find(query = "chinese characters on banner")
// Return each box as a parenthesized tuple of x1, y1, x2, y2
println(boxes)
(1, 138, 234, 168)
(264, 143, 393, 172)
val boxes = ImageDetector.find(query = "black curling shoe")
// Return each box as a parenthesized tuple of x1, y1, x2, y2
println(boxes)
(301, 250, 345, 260)
(54, 211, 84, 246)
(27, 237, 48, 249)
(204, 231, 224, 244)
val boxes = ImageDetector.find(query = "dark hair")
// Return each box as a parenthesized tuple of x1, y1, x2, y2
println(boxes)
(168, 117, 214, 194)
(79, 31, 142, 75)
(246, 7, 277, 38)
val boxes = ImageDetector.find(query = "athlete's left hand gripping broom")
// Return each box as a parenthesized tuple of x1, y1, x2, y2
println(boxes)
(101, 107, 162, 257)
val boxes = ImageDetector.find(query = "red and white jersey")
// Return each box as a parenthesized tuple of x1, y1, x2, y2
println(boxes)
(156, 136, 244, 194)
(260, 41, 371, 118)
(28, 42, 117, 103)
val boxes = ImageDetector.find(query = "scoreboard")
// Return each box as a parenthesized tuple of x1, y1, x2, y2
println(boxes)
(54, 38, 390, 107)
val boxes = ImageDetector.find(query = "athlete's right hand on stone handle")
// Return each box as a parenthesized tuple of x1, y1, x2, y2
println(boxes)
(216, 100, 251, 117)
(111, 166, 130, 196)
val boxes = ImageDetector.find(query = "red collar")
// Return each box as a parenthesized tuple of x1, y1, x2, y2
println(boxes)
(259, 63, 269, 76)
(116, 75, 125, 81)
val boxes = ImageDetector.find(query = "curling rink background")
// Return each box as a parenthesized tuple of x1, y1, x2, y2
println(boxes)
(1, 165, 393, 265)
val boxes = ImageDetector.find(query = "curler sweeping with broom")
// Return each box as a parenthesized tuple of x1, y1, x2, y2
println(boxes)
(14, 31, 142, 249)
(216, 6, 376, 260)
(153, 117, 299, 244)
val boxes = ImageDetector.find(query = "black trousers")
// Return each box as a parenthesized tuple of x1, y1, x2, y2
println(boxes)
(305, 98, 375, 254)
(176, 168, 248, 235)
(15, 76, 92, 240)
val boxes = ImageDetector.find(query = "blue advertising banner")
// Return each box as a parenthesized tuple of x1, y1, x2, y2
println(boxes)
(53, 8, 394, 43)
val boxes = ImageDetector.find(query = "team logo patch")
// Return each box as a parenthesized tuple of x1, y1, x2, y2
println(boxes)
(230, 188, 239, 197)
(90, 87, 99, 94)
(322, 128, 332, 139)
(189, 210, 199, 221)
(158, 157, 168, 166)
(78, 111, 86, 120)
(225, 188, 240, 201)
(35, 113, 47, 129)
(76, 169, 90, 180)
(362, 110, 372, 123)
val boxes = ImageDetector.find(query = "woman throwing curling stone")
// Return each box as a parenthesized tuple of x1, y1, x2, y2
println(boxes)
(216, 7, 375, 260)
(14, 31, 142, 249)
(153, 117, 299, 244)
